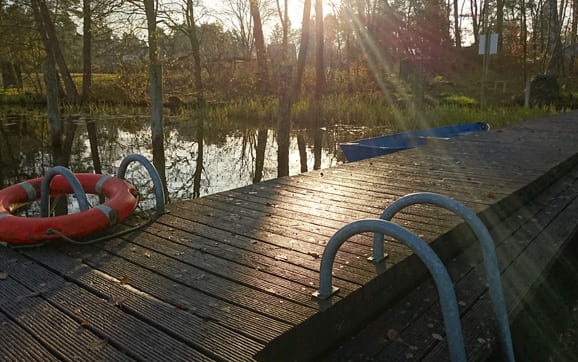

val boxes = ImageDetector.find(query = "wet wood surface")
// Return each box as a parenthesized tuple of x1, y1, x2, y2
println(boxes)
(1, 112, 578, 361)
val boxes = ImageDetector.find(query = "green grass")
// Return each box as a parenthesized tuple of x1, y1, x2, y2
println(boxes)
(1, 72, 562, 132)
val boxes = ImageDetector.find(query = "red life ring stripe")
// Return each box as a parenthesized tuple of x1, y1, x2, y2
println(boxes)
(0, 174, 138, 245)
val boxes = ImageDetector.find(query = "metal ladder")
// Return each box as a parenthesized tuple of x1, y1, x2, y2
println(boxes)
(313, 192, 515, 362)
(40, 154, 165, 218)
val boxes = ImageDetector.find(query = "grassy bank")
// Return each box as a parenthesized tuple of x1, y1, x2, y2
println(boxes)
(1, 74, 560, 132)
(187, 94, 559, 131)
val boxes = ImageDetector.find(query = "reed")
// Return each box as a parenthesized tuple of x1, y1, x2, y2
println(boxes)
(176, 95, 559, 132)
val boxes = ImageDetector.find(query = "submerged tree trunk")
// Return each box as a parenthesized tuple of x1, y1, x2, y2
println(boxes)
(44, 61, 62, 165)
(144, 0, 168, 198)
(44, 61, 71, 216)
(253, 128, 267, 183)
(277, 65, 292, 177)
(86, 121, 101, 174)
(193, 120, 204, 198)
(297, 134, 307, 172)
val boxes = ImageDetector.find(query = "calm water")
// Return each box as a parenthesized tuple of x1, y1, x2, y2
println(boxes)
(0, 112, 387, 210)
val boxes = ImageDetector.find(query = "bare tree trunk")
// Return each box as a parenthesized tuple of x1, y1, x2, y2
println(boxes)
(523, 0, 528, 82)
(313, 0, 324, 170)
(144, 0, 168, 198)
(292, 0, 312, 99)
(186, 0, 203, 101)
(250, 0, 269, 93)
(545, 0, 564, 75)
(32, 0, 79, 103)
(471, 0, 479, 44)
(82, 0, 92, 102)
(453, 0, 461, 47)
(44, 62, 62, 165)
(570, 0, 578, 73)
(496, 0, 504, 51)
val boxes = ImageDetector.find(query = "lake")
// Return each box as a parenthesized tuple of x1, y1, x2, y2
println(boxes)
(0, 111, 388, 210)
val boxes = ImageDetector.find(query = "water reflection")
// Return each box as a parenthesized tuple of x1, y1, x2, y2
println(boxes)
(0, 112, 388, 209)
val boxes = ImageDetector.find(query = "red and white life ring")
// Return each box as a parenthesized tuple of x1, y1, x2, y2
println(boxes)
(0, 174, 138, 245)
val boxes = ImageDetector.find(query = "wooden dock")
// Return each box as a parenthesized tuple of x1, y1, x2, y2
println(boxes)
(1, 112, 578, 361)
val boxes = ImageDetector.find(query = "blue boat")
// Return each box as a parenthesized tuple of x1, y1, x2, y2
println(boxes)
(340, 122, 490, 162)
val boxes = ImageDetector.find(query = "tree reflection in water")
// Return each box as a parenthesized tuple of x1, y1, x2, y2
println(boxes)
(0, 112, 386, 211)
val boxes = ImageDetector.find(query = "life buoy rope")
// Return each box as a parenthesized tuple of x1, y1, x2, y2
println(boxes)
(0, 173, 139, 245)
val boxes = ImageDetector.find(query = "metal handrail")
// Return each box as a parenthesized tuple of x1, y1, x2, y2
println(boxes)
(117, 154, 165, 216)
(40, 166, 90, 217)
(373, 192, 515, 362)
(313, 219, 467, 362)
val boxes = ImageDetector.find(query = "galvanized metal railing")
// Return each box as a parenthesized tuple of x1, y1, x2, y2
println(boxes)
(40, 166, 90, 217)
(313, 192, 515, 362)
(373, 192, 514, 362)
(117, 154, 166, 216)
(313, 218, 467, 362)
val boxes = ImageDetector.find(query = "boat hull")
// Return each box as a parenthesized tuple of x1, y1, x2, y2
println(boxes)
(340, 122, 490, 162)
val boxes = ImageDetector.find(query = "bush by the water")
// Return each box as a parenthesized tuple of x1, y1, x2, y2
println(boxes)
(530, 74, 560, 106)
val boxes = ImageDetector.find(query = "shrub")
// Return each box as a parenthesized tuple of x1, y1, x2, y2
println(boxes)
(530, 74, 560, 106)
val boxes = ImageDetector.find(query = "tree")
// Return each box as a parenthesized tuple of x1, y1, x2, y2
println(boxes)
(453, 0, 462, 47)
(313, 0, 324, 170)
(166, 0, 206, 101)
(250, 0, 269, 92)
(292, 0, 312, 99)
(222, 0, 275, 59)
(0, 3, 35, 90)
(79, 0, 123, 101)
(82, 0, 92, 101)
(143, 0, 168, 196)
(544, 0, 564, 75)
(570, 0, 578, 73)
(31, 0, 79, 102)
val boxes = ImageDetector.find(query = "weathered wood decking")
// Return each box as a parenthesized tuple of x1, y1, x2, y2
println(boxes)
(1, 112, 578, 361)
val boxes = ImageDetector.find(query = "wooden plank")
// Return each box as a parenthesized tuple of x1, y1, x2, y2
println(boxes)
(166, 203, 388, 280)
(0, 311, 60, 361)
(208, 184, 458, 234)
(391, 174, 578, 360)
(0, 249, 216, 361)
(127, 216, 361, 293)
(117, 222, 341, 301)
(19, 246, 288, 347)
(151, 213, 370, 288)
(0, 269, 133, 361)
(324, 165, 578, 361)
